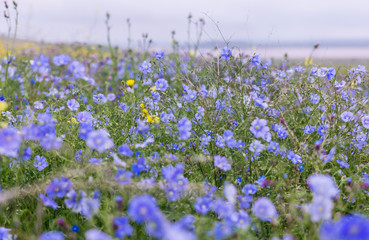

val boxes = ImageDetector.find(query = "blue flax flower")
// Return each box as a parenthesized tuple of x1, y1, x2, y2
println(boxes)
(33, 155, 49, 171)
(252, 197, 278, 222)
(214, 155, 231, 171)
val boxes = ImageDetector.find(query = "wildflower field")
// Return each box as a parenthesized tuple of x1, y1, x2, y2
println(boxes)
(1, 18, 369, 240)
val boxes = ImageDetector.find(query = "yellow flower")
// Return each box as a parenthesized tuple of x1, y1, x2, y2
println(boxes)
(150, 86, 156, 92)
(153, 115, 160, 123)
(67, 117, 79, 124)
(126, 80, 135, 87)
(350, 81, 357, 88)
(140, 103, 145, 108)
(305, 57, 313, 66)
(71, 117, 79, 124)
(147, 115, 154, 123)
(142, 109, 148, 117)
(0, 101, 8, 112)
(0, 121, 8, 128)
(147, 115, 160, 124)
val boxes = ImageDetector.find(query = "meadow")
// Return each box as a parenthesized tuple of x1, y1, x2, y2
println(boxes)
(1, 8, 369, 240)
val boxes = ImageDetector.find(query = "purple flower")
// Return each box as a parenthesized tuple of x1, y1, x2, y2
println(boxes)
(80, 197, 100, 219)
(213, 220, 234, 239)
(152, 91, 161, 102)
(221, 47, 232, 60)
(320, 215, 369, 240)
(216, 134, 225, 148)
(136, 119, 150, 135)
(118, 144, 133, 157)
(40, 134, 63, 151)
(194, 196, 212, 215)
(307, 174, 339, 199)
(79, 123, 93, 140)
(119, 102, 129, 112)
(85, 228, 113, 240)
(0, 227, 15, 240)
(77, 111, 93, 125)
(211, 198, 235, 219)
(144, 212, 167, 238)
(93, 93, 107, 104)
(214, 155, 231, 171)
(176, 215, 195, 231)
(185, 89, 197, 102)
(305, 196, 333, 222)
(115, 169, 133, 185)
(232, 210, 251, 230)
(86, 129, 114, 153)
(278, 129, 288, 139)
(242, 184, 257, 195)
(52, 54, 70, 66)
(340, 111, 354, 122)
(21, 147, 32, 161)
(39, 231, 64, 240)
(267, 141, 279, 153)
(64, 190, 85, 212)
(89, 158, 103, 165)
(155, 51, 164, 59)
(34, 101, 44, 110)
(223, 130, 235, 148)
(336, 159, 349, 168)
(106, 93, 115, 101)
(303, 125, 316, 134)
(67, 99, 80, 111)
(128, 194, 159, 223)
(252, 197, 277, 221)
(310, 93, 320, 104)
(287, 151, 302, 164)
(326, 67, 336, 80)
(321, 147, 336, 164)
(68, 60, 85, 79)
(113, 216, 133, 238)
(317, 125, 327, 136)
(45, 176, 73, 199)
(0, 127, 22, 158)
(155, 78, 168, 91)
(31, 54, 49, 73)
(238, 194, 253, 209)
(177, 117, 192, 140)
(251, 55, 261, 67)
(33, 155, 49, 171)
(131, 157, 146, 176)
(39, 193, 58, 209)
(139, 61, 152, 74)
(249, 140, 265, 154)
(361, 115, 369, 129)
(250, 118, 270, 139)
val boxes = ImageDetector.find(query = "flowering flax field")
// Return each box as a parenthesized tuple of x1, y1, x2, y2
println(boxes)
(1, 38, 369, 240)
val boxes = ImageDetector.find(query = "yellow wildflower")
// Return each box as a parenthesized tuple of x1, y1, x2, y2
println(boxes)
(0, 101, 8, 112)
(147, 115, 160, 124)
(140, 103, 145, 108)
(126, 80, 135, 87)
(71, 117, 79, 124)
(150, 86, 156, 92)
(305, 57, 313, 66)
(350, 81, 357, 88)
(147, 115, 154, 123)
(0, 122, 8, 128)
(142, 109, 148, 117)
(153, 115, 160, 123)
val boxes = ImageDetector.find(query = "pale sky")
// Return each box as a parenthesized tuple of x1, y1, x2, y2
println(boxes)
(1, 0, 369, 49)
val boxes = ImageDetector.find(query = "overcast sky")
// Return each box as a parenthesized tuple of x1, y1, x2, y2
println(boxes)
(1, 0, 369, 49)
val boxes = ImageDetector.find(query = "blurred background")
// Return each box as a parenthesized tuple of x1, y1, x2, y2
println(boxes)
(1, 0, 369, 59)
